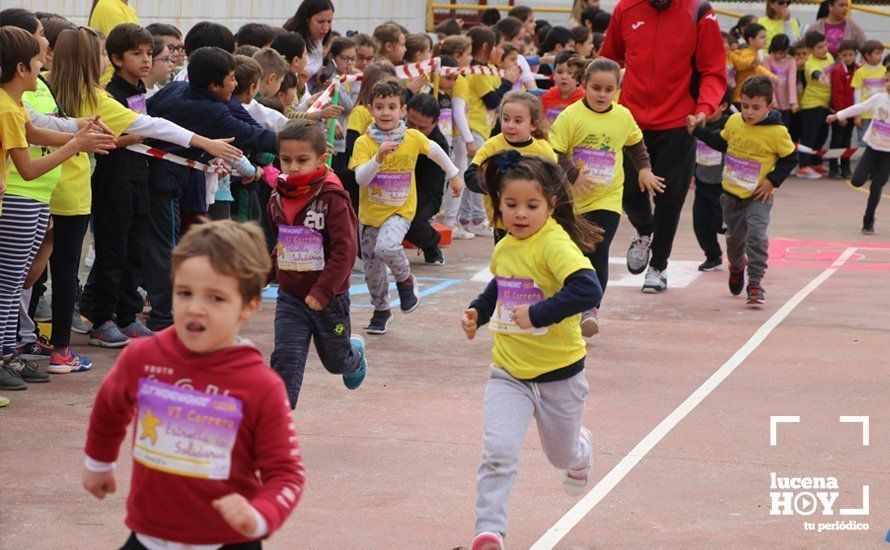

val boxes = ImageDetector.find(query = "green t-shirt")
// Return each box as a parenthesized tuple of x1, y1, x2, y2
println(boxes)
(6, 78, 63, 203)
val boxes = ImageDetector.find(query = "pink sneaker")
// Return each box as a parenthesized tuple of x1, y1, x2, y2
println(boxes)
(472, 531, 505, 550)
(563, 427, 592, 495)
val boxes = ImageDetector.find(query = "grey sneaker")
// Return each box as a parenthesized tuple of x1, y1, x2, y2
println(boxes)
(71, 308, 91, 335)
(580, 308, 600, 338)
(6, 352, 51, 383)
(88, 321, 130, 348)
(34, 296, 52, 322)
(120, 319, 155, 339)
(642, 267, 667, 293)
(0, 360, 28, 391)
(626, 235, 651, 275)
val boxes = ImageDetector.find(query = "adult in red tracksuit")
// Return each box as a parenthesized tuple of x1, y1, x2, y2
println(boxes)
(601, 0, 726, 292)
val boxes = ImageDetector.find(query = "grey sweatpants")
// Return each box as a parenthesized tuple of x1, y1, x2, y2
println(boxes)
(458, 132, 488, 225)
(720, 193, 773, 283)
(360, 215, 412, 311)
(476, 366, 590, 537)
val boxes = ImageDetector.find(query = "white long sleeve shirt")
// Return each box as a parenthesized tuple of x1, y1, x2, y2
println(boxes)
(837, 92, 890, 152)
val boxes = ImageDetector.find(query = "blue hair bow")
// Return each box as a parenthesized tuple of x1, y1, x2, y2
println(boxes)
(494, 150, 522, 174)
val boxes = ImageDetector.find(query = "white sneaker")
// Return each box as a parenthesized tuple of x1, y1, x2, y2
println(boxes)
(464, 221, 493, 237)
(563, 427, 592, 495)
(451, 225, 476, 240)
(472, 531, 505, 550)
(642, 267, 667, 293)
(626, 234, 651, 275)
(580, 308, 599, 338)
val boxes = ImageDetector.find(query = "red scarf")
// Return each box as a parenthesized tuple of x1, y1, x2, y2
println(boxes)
(275, 167, 338, 224)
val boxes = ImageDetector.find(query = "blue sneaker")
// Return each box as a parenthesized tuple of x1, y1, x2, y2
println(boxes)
(120, 319, 155, 339)
(88, 321, 130, 348)
(17, 335, 53, 361)
(48, 347, 93, 374)
(343, 336, 367, 390)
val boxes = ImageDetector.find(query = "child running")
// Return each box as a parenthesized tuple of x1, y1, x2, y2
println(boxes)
(827, 72, 890, 234)
(269, 120, 367, 409)
(462, 151, 603, 550)
(691, 76, 798, 306)
(349, 79, 463, 335)
(549, 58, 663, 326)
(82, 220, 305, 548)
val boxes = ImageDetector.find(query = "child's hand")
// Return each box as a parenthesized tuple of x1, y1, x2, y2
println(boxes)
(826, 113, 838, 124)
(838, 117, 848, 127)
(462, 308, 479, 340)
(407, 75, 427, 94)
(512, 304, 533, 329)
(753, 179, 775, 202)
(504, 65, 522, 84)
(82, 469, 116, 499)
(449, 175, 465, 197)
(853, 116, 862, 128)
(213, 493, 258, 537)
(638, 168, 666, 195)
(375, 141, 399, 163)
(818, 73, 829, 85)
(687, 111, 707, 134)
(791, 103, 799, 114)
(334, 120, 345, 140)
(465, 139, 478, 158)
(72, 123, 116, 155)
(305, 295, 323, 311)
(574, 169, 597, 192)
(77, 115, 114, 136)
(201, 137, 243, 163)
(320, 103, 343, 119)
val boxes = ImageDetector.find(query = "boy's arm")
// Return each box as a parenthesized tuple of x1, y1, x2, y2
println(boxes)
(426, 141, 460, 179)
(247, 380, 307, 536)
(766, 134, 799, 189)
(84, 347, 139, 463)
(307, 193, 358, 309)
(555, 151, 581, 183)
(25, 123, 79, 147)
(468, 278, 499, 327)
(464, 162, 485, 194)
(25, 105, 77, 134)
(354, 157, 382, 186)
(528, 269, 602, 328)
(835, 94, 879, 121)
(692, 124, 729, 152)
(451, 97, 474, 146)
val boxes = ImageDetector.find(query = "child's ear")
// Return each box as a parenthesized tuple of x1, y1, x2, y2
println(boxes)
(240, 297, 261, 322)
(400, 104, 407, 115)
(318, 152, 330, 167)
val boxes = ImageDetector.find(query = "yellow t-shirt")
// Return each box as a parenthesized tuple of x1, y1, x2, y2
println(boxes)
(719, 113, 796, 199)
(549, 101, 643, 215)
(757, 17, 800, 50)
(90, 0, 139, 85)
(52, 89, 138, 215)
(488, 217, 592, 380)
(349, 129, 431, 227)
(800, 54, 835, 110)
(851, 64, 888, 120)
(466, 66, 501, 139)
(473, 133, 557, 227)
(0, 87, 31, 184)
(346, 104, 374, 135)
(729, 49, 776, 103)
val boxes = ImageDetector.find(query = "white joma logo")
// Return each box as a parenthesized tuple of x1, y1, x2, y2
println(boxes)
(632, 21, 645, 30)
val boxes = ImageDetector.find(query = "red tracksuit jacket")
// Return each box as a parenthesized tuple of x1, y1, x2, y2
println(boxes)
(600, 0, 727, 131)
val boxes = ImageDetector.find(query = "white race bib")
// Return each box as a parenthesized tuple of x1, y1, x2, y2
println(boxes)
(277, 225, 325, 272)
(723, 154, 762, 191)
(489, 276, 547, 335)
(368, 172, 411, 207)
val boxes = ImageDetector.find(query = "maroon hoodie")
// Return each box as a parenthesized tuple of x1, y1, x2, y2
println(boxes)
(269, 169, 358, 309)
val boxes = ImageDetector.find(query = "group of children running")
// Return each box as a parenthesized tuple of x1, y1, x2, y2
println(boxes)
(1, 1, 889, 548)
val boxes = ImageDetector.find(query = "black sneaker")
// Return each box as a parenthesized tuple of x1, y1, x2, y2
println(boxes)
(862, 216, 875, 235)
(423, 246, 445, 266)
(365, 309, 392, 335)
(728, 261, 746, 296)
(746, 282, 765, 306)
(396, 275, 420, 313)
(7, 352, 51, 383)
(0, 360, 28, 391)
(698, 258, 723, 272)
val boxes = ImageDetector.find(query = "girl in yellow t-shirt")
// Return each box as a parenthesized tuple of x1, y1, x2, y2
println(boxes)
(461, 151, 603, 549)
(464, 91, 556, 242)
(549, 58, 663, 335)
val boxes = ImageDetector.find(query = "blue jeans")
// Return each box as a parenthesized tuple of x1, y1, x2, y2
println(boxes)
(271, 290, 363, 408)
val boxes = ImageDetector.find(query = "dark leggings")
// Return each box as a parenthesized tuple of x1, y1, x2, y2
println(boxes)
(49, 214, 90, 349)
(581, 209, 621, 309)
(852, 146, 890, 220)
(121, 532, 261, 550)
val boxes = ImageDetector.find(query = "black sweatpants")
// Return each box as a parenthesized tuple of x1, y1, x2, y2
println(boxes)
(580, 209, 621, 309)
(144, 190, 179, 331)
(622, 127, 696, 272)
(49, 214, 90, 349)
(121, 532, 261, 550)
(692, 181, 724, 261)
(799, 107, 830, 168)
(405, 191, 443, 252)
(88, 177, 149, 327)
(828, 120, 854, 174)
(852, 146, 890, 220)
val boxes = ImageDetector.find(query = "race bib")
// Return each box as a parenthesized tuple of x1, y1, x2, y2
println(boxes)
(723, 154, 762, 191)
(545, 107, 564, 122)
(869, 120, 890, 150)
(573, 147, 616, 186)
(133, 379, 243, 480)
(773, 66, 789, 86)
(486, 108, 498, 128)
(277, 225, 325, 272)
(368, 172, 411, 207)
(696, 140, 723, 167)
(863, 78, 884, 99)
(490, 276, 547, 336)
(438, 108, 453, 142)
(126, 94, 147, 114)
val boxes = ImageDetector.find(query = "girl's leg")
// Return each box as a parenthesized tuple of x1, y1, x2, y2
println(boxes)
(534, 371, 591, 471)
(49, 214, 91, 350)
(360, 224, 390, 311)
(864, 151, 890, 221)
(581, 210, 621, 308)
(441, 137, 467, 228)
(851, 146, 877, 188)
(0, 196, 45, 355)
(476, 366, 536, 538)
(373, 215, 412, 284)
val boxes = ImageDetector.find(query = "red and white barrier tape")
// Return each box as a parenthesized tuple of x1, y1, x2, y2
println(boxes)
(125, 143, 230, 207)
(796, 143, 863, 160)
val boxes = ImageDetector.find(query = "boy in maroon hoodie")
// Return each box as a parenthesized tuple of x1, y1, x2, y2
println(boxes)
(82, 220, 305, 549)
(269, 119, 367, 409)
(829, 39, 859, 179)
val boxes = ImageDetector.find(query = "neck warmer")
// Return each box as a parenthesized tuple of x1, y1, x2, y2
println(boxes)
(275, 166, 333, 224)
(367, 120, 407, 144)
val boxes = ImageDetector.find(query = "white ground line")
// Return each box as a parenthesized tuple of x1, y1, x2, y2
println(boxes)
(530, 247, 859, 549)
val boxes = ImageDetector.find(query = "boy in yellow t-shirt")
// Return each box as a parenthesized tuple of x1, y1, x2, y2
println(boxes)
(349, 80, 463, 335)
(691, 76, 798, 307)
(798, 31, 834, 178)
(850, 40, 887, 143)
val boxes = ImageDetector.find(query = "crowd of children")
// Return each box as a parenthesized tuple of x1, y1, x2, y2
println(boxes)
(0, 0, 889, 548)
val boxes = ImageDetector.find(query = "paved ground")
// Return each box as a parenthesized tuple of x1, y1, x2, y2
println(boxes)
(1, 176, 888, 549)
